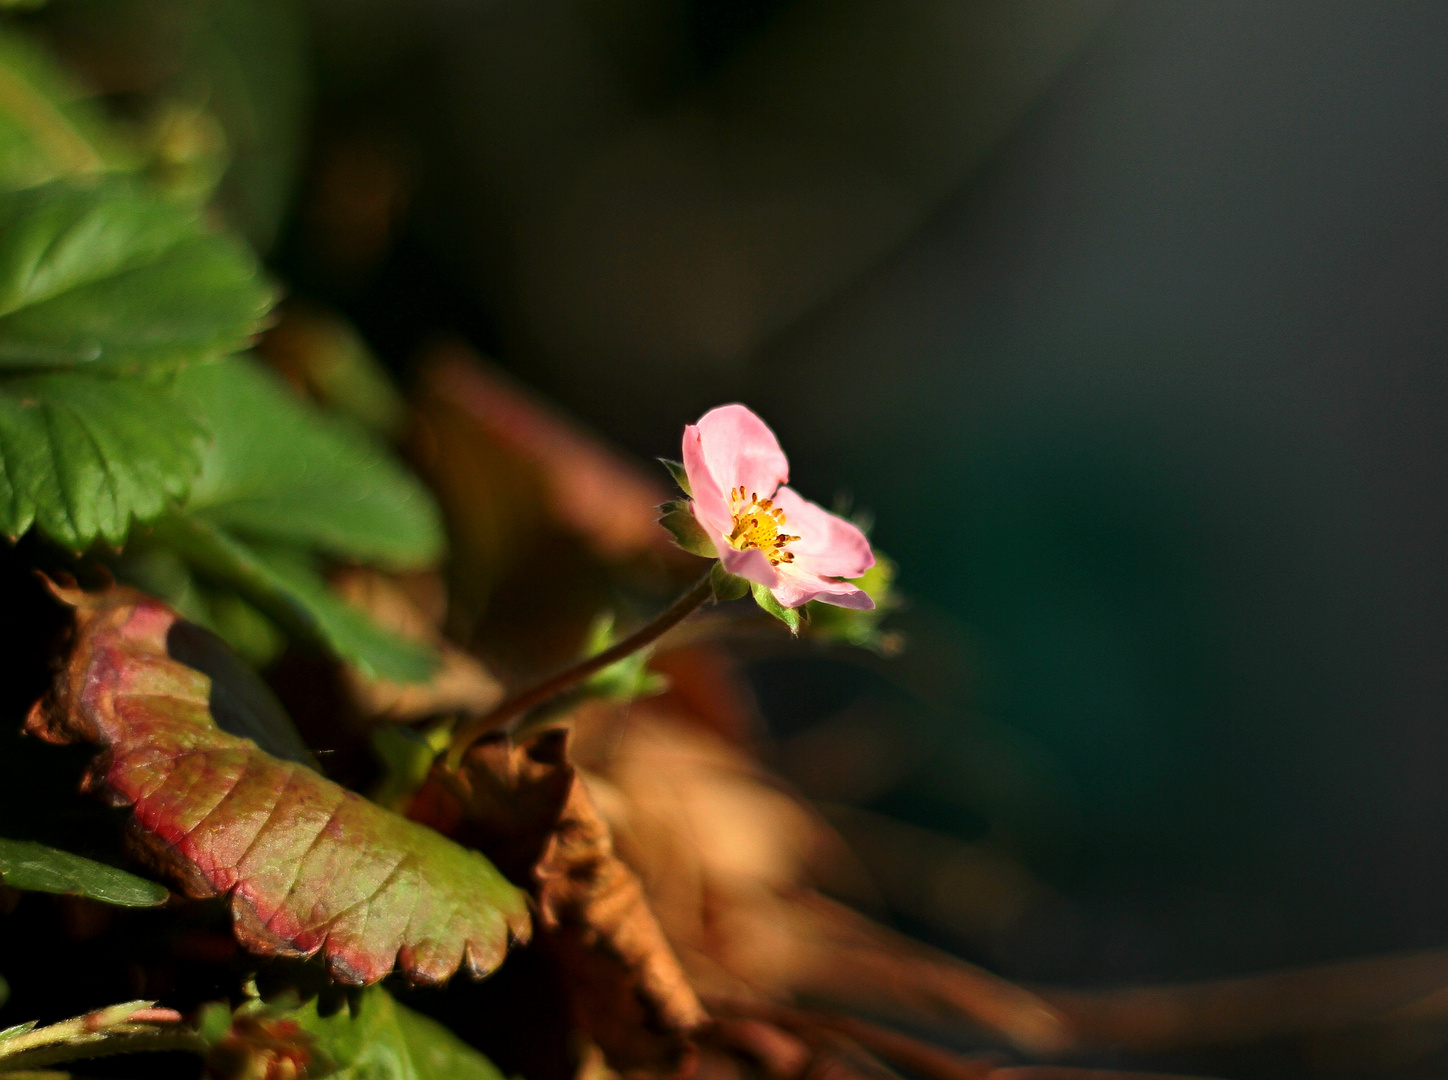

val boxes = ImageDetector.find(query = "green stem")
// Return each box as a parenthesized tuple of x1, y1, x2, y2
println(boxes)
(446, 568, 716, 768)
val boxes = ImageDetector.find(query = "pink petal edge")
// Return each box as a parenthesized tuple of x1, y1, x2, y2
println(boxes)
(693, 405, 789, 503)
(771, 486, 875, 579)
(682, 423, 733, 544)
(772, 570, 875, 610)
(720, 544, 780, 588)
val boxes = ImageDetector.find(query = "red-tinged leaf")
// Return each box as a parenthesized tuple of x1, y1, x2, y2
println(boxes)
(23, 580, 530, 986)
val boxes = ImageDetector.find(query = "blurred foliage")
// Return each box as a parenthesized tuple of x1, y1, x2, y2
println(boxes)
(0, 2, 1443, 1080)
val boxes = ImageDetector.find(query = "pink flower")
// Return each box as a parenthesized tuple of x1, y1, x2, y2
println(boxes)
(682, 404, 875, 610)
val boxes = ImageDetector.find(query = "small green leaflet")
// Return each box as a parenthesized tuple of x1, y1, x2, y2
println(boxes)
(201, 986, 506, 1080)
(300, 987, 506, 1080)
(0, 373, 203, 547)
(804, 553, 899, 653)
(0, 837, 169, 907)
(0, 179, 273, 373)
(583, 612, 668, 703)
(710, 560, 749, 601)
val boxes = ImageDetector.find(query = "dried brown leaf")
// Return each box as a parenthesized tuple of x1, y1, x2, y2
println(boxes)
(332, 567, 503, 721)
(566, 702, 1072, 1056)
(449, 727, 708, 1078)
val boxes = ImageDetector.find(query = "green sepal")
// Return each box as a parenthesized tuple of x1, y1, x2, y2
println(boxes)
(751, 580, 802, 634)
(659, 457, 692, 497)
(710, 560, 749, 602)
(657, 499, 715, 558)
(0, 837, 169, 907)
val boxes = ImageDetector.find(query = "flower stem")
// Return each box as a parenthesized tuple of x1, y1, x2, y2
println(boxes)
(446, 568, 716, 767)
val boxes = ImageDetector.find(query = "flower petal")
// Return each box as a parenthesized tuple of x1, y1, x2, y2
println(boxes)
(772, 487, 875, 579)
(771, 568, 874, 610)
(693, 405, 789, 501)
(720, 544, 780, 588)
(682, 423, 733, 546)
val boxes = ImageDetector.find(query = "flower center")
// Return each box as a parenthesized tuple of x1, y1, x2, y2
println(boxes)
(726, 487, 800, 565)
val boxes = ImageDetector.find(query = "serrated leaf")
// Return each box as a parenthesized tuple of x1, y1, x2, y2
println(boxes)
(0, 372, 203, 547)
(657, 499, 715, 559)
(24, 582, 530, 985)
(751, 580, 801, 633)
(208, 986, 504, 1080)
(658, 457, 691, 497)
(153, 512, 438, 682)
(0, 28, 124, 193)
(301, 986, 505, 1080)
(173, 357, 443, 567)
(0, 836, 168, 907)
(0, 180, 273, 373)
(709, 560, 749, 602)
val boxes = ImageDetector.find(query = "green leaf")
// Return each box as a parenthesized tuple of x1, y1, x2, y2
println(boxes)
(207, 987, 504, 1080)
(302, 986, 505, 1080)
(0, 372, 203, 547)
(582, 613, 668, 703)
(27, 584, 530, 986)
(0, 837, 168, 907)
(113, 543, 288, 667)
(0, 179, 273, 373)
(370, 723, 450, 813)
(657, 499, 715, 558)
(659, 457, 691, 497)
(710, 560, 749, 602)
(0, 27, 124, 193)
(174, 357, 444, 567)
(28, 0, 309, 248)
(751, 580, 802, 634)
(153, 513, 438, 682)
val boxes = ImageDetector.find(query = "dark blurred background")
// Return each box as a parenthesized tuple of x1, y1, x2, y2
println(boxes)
(273, 0, 1448, 990)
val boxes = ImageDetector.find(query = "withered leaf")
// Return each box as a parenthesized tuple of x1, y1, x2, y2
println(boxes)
(332, 567, 502, 723)
(24, 581, 530, 986)
(452, 727, 707, 1078)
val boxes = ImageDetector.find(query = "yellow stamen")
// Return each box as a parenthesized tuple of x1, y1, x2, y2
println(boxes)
(727, 488, 799, 565)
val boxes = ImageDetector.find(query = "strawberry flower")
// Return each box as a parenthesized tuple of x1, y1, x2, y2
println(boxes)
(682, 404, 875, 610)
